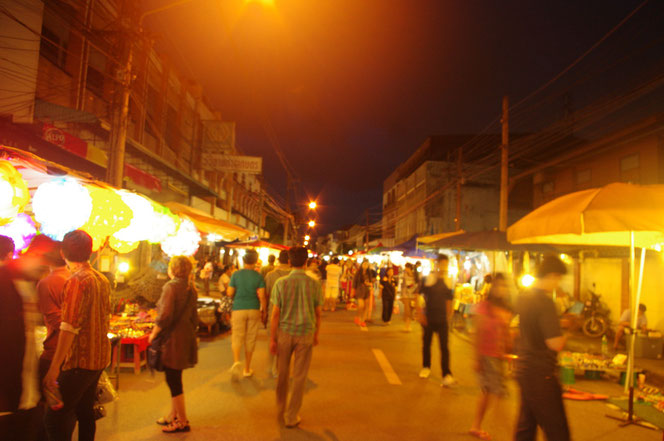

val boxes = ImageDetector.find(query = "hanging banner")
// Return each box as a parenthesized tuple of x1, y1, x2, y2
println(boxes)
(201, 154, 262, 174)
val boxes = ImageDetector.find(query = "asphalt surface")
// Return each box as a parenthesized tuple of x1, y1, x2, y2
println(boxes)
(96, 305, 662, 441)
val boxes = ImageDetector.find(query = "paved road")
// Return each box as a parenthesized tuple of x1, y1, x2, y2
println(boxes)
(96, 307, 661, 441)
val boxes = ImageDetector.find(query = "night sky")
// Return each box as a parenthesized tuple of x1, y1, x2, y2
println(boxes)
(145, 0, 660, 234)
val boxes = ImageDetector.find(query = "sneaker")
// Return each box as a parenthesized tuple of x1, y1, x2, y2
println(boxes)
(419, 367, 431, 379)
(442, 374, 457, 387)
(243, 369, 254, 378)
(230, 361, 242, 381)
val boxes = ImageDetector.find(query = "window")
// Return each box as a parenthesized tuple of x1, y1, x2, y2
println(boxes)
(86, 49, 107, 98)
(620, 153, 639, 171)
(576, 169, 591, 184)
(40, 6, 71, 69)
(542, 181, 554, 194)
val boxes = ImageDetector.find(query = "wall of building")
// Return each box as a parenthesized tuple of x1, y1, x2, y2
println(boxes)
(533, 134, 663, 207)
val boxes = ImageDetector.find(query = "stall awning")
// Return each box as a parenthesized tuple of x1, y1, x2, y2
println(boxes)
(226, 239, 289, 251)
(417, 231, 465, 245)
(164, 202, 251, 240)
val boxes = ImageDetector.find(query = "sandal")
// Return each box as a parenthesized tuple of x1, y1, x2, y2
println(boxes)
(162, 420, 190, 433)
(156, 416, 173, 426)
(469, 429, 492, 440)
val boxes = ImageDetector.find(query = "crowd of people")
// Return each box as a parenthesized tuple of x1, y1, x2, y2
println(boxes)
(1, 234, 577, 441)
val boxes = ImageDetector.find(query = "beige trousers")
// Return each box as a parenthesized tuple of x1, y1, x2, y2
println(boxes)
(276, 332, 314, 425)
(231, 309, 261, 353)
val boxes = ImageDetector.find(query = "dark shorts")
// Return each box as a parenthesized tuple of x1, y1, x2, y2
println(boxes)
(478, 356, 507, 396)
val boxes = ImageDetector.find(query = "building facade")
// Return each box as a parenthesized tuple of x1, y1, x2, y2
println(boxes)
(0, 0, 280, 238)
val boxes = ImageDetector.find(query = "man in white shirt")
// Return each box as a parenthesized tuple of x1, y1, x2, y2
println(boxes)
(613, 303, 648, 350)
(323, 258, 342, 311)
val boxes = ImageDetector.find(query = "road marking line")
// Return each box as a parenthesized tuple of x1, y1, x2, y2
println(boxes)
(372, 348, 402, 385)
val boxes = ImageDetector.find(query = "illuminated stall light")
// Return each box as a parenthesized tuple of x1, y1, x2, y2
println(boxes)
(258, 247, 270, 264)
(0, 213, 37, 253)
(161, 219, 201, 257)
(33, 177, 92, 240)
(520, 274, 535, 288)
(81, 186, 132, 251)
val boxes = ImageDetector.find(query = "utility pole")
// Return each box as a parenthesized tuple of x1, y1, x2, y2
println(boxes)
(106, 0, 134, 187)
(455, 147, 463, 231)
(499, 95, 509, 231)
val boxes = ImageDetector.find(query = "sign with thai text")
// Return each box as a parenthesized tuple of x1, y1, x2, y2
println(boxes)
(201, 154, 262, 174)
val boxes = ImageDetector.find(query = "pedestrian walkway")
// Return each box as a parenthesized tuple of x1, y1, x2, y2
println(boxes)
(95, 308, 660, 440)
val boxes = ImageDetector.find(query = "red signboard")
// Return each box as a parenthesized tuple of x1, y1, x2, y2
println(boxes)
(42, 123, 88, 158)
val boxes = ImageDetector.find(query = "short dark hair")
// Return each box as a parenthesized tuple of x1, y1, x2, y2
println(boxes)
(0, 235, 14, 260)
(332, 257, 339, 264)
(62, 230, 93, 263)
(437, 254, 449, 263)
(277, 250, 289, 265)
(289, 246, 308, 268)
(536, 255, 567, 278)
(243, 249, 258, 265)
(639, 303, 647, 313)
(268, 254, 276, 264)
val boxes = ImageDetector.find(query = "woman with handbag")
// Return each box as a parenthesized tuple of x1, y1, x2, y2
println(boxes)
(149, 256, 198, 433)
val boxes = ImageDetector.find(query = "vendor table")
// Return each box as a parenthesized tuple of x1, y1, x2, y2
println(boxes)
(110, 334, 150, 374)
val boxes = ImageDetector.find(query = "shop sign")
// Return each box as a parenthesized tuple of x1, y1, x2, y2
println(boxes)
(201, 154, 262, 174)
(42, 123, 88, 157)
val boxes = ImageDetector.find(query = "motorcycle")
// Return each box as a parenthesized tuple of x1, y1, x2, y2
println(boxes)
(581, 289, 611, 338)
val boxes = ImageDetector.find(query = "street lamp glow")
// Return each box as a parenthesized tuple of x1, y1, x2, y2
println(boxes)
(520, 274, 535, 288)
(304, 240, 309, 246)
(308, 220, 316, 227)
(304, 235, 310, 241)
(308, 201, 317, 209)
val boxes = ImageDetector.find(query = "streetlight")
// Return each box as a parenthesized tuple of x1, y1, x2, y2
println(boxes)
(304, 235, 310, 241)
(308, 220, 316, 228)
(304, 240, 309, 246)
(308, 201, 317, 210)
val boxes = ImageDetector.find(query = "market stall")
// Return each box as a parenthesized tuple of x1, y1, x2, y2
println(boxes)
(508, 182, 664, 430)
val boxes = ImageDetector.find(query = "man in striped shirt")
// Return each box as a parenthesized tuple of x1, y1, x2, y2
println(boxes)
(269, 247, 322, 428)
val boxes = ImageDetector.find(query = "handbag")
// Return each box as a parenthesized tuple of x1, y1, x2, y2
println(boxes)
(147, 288, 193, 372)
(96, 371, 118, 404)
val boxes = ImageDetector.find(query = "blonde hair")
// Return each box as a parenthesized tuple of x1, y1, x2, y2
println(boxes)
(169, 256, 193, 279)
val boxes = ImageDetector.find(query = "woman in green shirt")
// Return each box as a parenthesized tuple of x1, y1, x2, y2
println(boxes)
(227, 250, 266, 379)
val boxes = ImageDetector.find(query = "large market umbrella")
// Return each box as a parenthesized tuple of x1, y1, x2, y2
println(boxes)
(507, 182, 664, 427)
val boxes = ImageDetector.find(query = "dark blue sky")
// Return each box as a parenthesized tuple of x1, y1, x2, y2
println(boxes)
(147, 0, 661, 234)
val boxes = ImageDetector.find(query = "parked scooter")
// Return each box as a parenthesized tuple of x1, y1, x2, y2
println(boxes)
(581, 288, 612, 338)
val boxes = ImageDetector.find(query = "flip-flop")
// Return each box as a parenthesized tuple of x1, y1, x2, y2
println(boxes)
(162, 420, 190, 433)
(469, 429, 492, 440)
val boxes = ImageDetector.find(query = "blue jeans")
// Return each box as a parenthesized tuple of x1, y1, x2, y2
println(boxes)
(45, 368, 103, 441)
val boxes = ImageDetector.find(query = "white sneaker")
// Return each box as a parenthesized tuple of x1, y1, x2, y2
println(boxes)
(442, 374, 457, 387)
(419, 368, 431, 379)
(230, 361, 242, 381)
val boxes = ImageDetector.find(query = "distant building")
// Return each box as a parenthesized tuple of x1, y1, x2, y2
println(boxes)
(382, 135, 531, 245)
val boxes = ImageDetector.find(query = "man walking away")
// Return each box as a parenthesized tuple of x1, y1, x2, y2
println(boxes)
(323, 258, 342, 312)
(417, 254, 455, 386)
(261, 254, 276, 278)
(44, 230, 111, 441)
(270, 247, 322, 428)
(264, 250, 291, 377)
(514, 255, 570, 441)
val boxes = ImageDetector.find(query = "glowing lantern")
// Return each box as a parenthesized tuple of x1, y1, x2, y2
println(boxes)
(34, 178, 92, 240)
(81, 186, 132, 251)
(109, 191, 154, 252)
(160, 219, 200, 257)
(108, 236, 139, 254)
(0, 213, 37, 253)
(148, 202, 180, 244)
(0, 161, 30, 226)
(520, 274, 535, 288)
